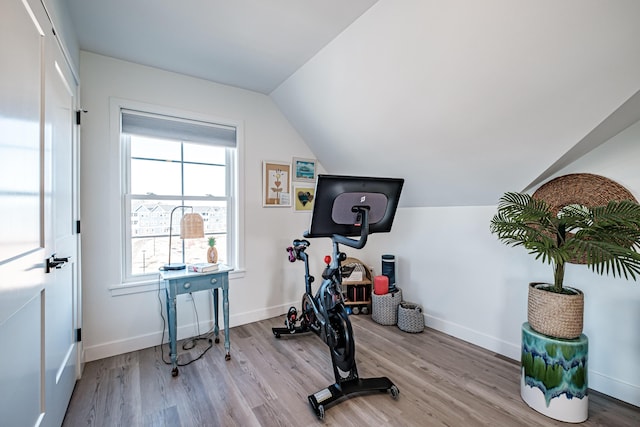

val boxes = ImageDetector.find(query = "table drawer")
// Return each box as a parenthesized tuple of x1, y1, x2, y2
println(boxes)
(173, 274, 227, 295)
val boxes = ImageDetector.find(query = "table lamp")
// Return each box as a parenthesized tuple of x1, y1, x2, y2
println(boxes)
(164, 205, 204, 270)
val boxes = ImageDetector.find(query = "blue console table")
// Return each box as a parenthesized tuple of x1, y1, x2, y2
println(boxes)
(161, 266, 233, 376)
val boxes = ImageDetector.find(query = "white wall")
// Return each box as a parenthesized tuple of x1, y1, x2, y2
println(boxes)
(79, 51, 322, 361)
(356, 120, 640, 406)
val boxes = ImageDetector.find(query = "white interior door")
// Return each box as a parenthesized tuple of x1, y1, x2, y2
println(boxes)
(41, 28, 79, 427)
(0, 0, 47, 426)
(0, 1, 79, 426)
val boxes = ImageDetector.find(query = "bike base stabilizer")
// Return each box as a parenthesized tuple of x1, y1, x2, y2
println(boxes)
(308, 377, 399, 420)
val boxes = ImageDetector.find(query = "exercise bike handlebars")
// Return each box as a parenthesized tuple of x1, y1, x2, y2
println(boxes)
(332, 206, 370, 249)
(303, 206, 371, 250)
(287, 239, 310, 262)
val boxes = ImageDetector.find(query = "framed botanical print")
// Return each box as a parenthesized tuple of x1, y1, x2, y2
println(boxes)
(292, 157, 317, 183)
(293, 185, 315, 212)
(263, 161, 291, 207)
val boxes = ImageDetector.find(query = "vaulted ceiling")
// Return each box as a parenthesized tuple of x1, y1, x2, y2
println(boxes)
(64, 0, 640, 207)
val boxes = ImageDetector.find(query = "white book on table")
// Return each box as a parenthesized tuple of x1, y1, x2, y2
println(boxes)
(188, 263, 219, 273)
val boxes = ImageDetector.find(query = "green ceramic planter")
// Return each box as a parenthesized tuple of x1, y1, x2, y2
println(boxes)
(520, 322, 588, 423)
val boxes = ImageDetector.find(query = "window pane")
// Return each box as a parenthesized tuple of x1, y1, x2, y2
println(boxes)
(183, 142, 226, 165)
(130, 199, 228, 276)
(184, 163, 226, 196)
(131, 235, 168, 275)
(131, 158, 182, 195)
(130, 135, 181, 161)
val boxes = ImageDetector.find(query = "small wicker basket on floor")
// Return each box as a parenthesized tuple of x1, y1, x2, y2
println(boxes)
(372, 288, 402, 325)
(397, 302, 424, 333)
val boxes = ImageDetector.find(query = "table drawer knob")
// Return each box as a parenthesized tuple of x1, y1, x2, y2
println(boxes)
(210, 278, 217, 285)
(183, 282, 191, 290)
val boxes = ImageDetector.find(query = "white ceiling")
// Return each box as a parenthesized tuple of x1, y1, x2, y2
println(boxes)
(64, 0, 378, 94)
(63, 0, 640, 207)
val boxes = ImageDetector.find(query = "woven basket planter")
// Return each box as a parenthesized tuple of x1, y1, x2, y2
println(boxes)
(397, 302, 424, 333)
(528, 282, 584, 339)
(372, 288, 402, 325)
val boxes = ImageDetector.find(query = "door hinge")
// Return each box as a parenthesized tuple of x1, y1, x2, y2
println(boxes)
(75, 328, 82, 343)
(76, 220, 81, 234)
(76, 109, 87, 125)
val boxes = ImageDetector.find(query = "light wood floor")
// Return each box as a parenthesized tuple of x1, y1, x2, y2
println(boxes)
(63, 315, 640, 426)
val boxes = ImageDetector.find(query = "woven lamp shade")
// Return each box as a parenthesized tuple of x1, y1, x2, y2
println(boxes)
(180, 213, 204, 239)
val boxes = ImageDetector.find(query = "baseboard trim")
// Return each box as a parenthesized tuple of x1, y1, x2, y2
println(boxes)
(425, 314, 520, 360)
(425, 314, 640, 407)
(84, 303, 294, 363)
(589, 370, 640, 407)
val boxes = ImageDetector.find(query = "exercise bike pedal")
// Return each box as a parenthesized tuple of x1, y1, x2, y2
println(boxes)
(272, 325, 310, 338)
(285, 306, 298, 330)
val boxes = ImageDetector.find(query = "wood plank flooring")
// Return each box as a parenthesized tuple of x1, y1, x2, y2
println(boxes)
(63, 315, 640, 426)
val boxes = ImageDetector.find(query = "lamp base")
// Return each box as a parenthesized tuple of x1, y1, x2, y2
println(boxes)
(163, 263, 186, 271)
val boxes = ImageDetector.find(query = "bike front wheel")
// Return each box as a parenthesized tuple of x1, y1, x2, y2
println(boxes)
(328, 305, 355, 373)
(301, 294, 318, 330)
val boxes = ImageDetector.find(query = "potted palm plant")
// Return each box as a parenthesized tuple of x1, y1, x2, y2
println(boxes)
(490, 191, 640, 338)
(490, 178, 640, 422)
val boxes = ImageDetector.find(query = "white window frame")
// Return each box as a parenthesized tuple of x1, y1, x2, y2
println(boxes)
(110, 98, 244, 286)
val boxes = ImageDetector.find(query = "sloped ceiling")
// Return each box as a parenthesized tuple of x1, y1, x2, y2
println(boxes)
(64, 0, 640, 208)
(272, 0, 640, 207)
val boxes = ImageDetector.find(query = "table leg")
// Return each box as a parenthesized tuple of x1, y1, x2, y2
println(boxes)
(166, 287, 179, 376)
(223, 285, 231, 360)
(212, 288, 220, 343)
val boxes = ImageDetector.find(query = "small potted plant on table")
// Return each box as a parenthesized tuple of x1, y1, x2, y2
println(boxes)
(207, 237, 218, 264)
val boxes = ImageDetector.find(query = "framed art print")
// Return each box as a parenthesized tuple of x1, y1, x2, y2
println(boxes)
(292, 157, 316, 182)
(263, 161, 291, 207)
(293, 185, 315, 212)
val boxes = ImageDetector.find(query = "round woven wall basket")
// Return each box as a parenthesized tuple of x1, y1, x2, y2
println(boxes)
(533, 173, 637, 265)
(528, 283, 584, 339)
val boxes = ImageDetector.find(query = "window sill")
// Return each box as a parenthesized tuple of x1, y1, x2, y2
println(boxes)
(109, 268, 245, 297)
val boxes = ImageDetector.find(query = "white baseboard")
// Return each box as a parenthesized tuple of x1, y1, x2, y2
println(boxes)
(425, 314, 520, 360)
(588, 370, 640, 407)
(84, 302, 295, 363)
(84, 329, 165, 362)
(230, 302, 292, 327)
(425, 314, 640, 407)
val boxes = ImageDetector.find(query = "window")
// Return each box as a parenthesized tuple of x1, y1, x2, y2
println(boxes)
(121, 109, 238, 281)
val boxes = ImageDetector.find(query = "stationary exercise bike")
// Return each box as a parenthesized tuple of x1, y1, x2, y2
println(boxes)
(272, 174, 404, 420)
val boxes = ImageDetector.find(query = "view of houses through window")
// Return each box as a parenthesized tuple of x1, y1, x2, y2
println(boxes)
(130, 201, 227, 275)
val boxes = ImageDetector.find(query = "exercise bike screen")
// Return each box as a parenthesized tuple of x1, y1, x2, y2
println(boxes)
(306, 174, 404, 238)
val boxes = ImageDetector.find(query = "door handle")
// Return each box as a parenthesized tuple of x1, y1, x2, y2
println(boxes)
(46, 255, 71, 273)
